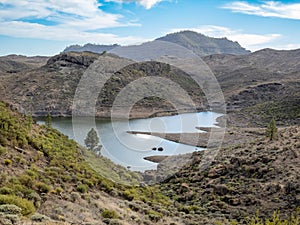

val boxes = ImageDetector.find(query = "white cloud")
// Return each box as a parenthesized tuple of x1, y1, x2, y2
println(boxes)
(105, 0, 165, 9)
(0, 0, 144, 44)
(169, 25, 282, 51)
(223, 1, 300, 20)
(0, 21, 147, 45)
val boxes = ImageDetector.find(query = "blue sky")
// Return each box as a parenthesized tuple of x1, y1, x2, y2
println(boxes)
(0, 0, 300, 56)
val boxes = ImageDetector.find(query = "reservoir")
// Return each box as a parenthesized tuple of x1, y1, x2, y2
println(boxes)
(37, 112, 221, 171)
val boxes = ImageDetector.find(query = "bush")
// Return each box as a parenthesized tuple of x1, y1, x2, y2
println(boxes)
(0, 213, 20, 225)
(27, 192, 41, 207)
(0, 204, 22, 215)
(4, 159, 12, 166)
(101, 209, 118, 219)
(55, 187, 63, 194)
(0, 145, 7, 156)
(35, 182, 51, 193)
(147, 210, 162, 222)
(31, 213, 50, 222)
(76, 184, 88, 194)
(0, 195, 35, 215)
(0, 187, 14, 195)
(122, 190, 135, 201)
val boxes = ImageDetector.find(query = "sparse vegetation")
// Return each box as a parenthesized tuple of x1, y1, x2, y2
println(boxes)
(0, 195, 35, 216)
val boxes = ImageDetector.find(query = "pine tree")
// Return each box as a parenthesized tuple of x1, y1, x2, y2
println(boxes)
(45, 113, 52, 129)
(26, 113, 33, 130)
(266, 117, 278, 141)
(84, 128, 99, 151)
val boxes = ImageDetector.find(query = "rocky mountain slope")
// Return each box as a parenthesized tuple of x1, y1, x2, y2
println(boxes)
(0, 55, 48, 75)
(63, 31, 250, 57)
(202, 48, 300, 127)
(156, 30, 250, 56)
(0, 51, 206, 118)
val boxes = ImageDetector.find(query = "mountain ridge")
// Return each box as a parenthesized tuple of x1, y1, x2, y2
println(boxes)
(62, 30, 250, 57)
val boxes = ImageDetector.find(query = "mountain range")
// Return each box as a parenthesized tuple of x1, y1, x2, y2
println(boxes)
(0, 45, 299, 127)
(0, 30, 299, 224)
(63, 31, 250, 57)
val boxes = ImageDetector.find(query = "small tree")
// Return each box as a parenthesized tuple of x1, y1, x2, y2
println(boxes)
(26, 113, 33, 130)
(84, 128, 99, 151)
(45, 113, 52, 129)
(266, 117, 278, 141)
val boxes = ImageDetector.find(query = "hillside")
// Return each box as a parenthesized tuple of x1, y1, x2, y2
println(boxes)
(0, 102, 299, 224)
(0, 55, 48, 75)
(0, 51, 206, 118)
(0, 102, 185, 225)
(202, 48, 300, 127)
(156, 31, 250, 56)
(159, 125, 300, 223)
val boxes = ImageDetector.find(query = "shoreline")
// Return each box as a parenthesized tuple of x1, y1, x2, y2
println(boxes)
(32, 106, 219, 120)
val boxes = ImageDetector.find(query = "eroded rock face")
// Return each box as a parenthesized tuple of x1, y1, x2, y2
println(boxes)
(46, 52, 100, 68)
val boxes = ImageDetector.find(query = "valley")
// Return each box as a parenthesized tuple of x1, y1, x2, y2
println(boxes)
(0, 30, 299, 225)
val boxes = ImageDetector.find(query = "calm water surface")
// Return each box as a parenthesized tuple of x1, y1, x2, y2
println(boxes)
(38, 112, 221, 171)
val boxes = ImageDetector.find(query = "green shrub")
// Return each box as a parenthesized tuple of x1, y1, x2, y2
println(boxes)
(31, 213, 50, 222)
(0, 135, 8, 146)
(0, 195, 35, 215)
(70, 192, 81, 202)
(4, 159, 12, 166)
(0, 213, 20, 224)
(147, 210, 162, 222)
(0, 187, 14, 195)
(12, 184, 33, 197)
(55, 187, 63, 194)
(76, 184, 88, 194)
(122, 190, 135, 201)
(35, 182, 51, 194)
(246, 210, 299, 225)
(19, 175, 34, 188)
(27, 192, 41, 206)
(0, 145, 7, 156)
(0, 204, 22, 215)
(101, 209, 118, 219)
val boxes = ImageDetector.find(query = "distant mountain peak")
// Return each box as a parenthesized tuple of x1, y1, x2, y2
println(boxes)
(63, 43, 120, 54)
(156, 30, 250, 56)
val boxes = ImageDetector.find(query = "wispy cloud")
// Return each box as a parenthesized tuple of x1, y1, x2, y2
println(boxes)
(223, 1, 300, 20)
(104, 0, 165, 9)
(0, 0, 145, 44)
(169, 25, 282, 51)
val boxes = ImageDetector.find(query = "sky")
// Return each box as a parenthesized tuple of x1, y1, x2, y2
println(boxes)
(0, 0, 300, 56)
